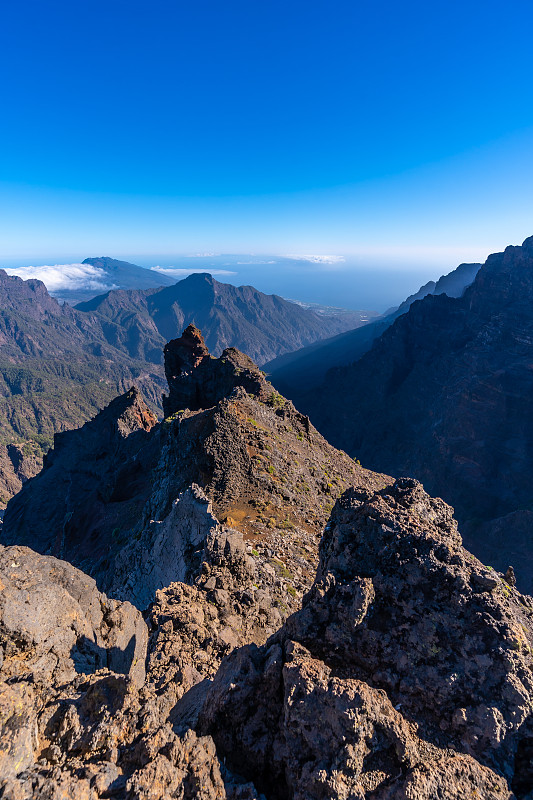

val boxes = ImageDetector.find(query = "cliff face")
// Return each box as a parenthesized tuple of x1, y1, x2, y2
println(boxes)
(265, 259, 480, 397)
(301, 236, 533, 593)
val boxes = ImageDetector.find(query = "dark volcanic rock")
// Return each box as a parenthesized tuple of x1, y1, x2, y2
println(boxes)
(5, 478, 533, 798)
(3, 341, 533, 797)
(299, 236, 533, 593)
(198, 479, 533, 799)
(163, 324, 267, 416)
(2, 387, 158, 565)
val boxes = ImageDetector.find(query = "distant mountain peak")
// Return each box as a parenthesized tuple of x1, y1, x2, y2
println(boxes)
(180, 271, 215, 282)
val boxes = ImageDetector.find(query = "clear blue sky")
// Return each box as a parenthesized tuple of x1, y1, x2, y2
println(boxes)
(1, 0, 533, 273)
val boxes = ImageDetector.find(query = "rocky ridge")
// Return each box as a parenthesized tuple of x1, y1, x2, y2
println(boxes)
(294, 235, 533, 594)
(0, 268, 367, 508)
(2, 478, 533, 797)
(265, 259, 480, 397)
(3, 325, 533, 798)
(3, 326, 385, 625)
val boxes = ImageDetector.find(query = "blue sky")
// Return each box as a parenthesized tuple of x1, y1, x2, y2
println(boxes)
(1, 0, 533, 296)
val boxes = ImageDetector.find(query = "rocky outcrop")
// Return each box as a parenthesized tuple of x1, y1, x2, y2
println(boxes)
(162, 325, 267, 417)
(0, 543, 150, 793)
(3, 332, 385, 621)
(198, 479, 533, 799)
(5, 479, 533, 798)
(0, 441, 41, 507)
(0, 540, 266, 800)
(0, 266, 365, 509)
(0, 269, 167, 509)
(2, 387, 158, 561)
(297, 235, 533, 593)
(0, 544, 148, 688)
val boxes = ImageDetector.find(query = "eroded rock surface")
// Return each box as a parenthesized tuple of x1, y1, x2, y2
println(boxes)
(163, 324, 268, 417)
(4, 328, 533, 799)
(3, 480, 533, 798)
(198, 479, 533, 799)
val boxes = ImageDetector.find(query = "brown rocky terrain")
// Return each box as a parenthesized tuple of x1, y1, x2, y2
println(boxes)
(3, 325, 533, 798)
(2, 477, 533, 798)
(2, 325, 386, 623)
(295, 236, 533, 594)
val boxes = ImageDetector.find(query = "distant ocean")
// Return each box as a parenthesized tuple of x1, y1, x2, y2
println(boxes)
(0, 252, 453, 313)
(134, 254, 449, 313)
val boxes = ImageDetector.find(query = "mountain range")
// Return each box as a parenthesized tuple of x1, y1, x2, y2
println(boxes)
(1, 324, 532, 798)
(265, 260, 481, 396)
(75, 270, 369, 365)
(291, 236, 533, 592)
(0, 267, 369, 506)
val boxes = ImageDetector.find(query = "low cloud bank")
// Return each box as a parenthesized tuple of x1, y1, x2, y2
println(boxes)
(4, 263, 118, 293)
(283, 254, 346, 266)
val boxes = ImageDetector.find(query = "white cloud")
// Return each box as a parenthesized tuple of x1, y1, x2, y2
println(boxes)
(283, 254, 346, 265)
(4, 263, 118, 293)
(151, 267, 237, 277)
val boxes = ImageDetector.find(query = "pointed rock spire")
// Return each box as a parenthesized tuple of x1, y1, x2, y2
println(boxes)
(162, 326, 268, 417)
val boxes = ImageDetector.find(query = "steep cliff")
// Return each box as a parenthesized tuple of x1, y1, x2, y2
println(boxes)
(300, 236, 533, 593)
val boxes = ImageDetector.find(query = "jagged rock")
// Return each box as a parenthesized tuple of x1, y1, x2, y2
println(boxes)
(3, 332, 387, 624)
(2, 387, 158, 561)
(0, 442, 42, 508)
(4, 467, 533, 797)
(0, 545, 153, 797)
(198, 478, 533, 798)
(12, 326, 533, 797)
(0, 682, 38, 783)
(0, 544, 250, 800)
(111, 485, 222, 609)
(125, 728, 227, 800)
(163, 325, 268, 417)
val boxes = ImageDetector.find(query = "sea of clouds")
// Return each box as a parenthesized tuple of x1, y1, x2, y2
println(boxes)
(4, 263, 118, 293)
